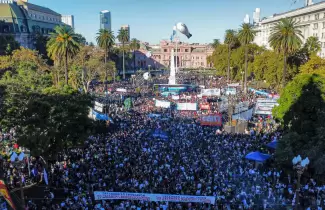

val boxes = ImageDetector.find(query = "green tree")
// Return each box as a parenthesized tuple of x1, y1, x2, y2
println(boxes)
(75, 33, 87, 46)
(269, 18, 303, 87)
(273, 74, 325, 175)
(224, 30, 238, 82)
(299, 54, 325, 76)
(129, 38, 140, 69)
(96, 29, 115, 88)
(0, 35, 19, 55)
(237, 23, 257, 93)
(211, 39, 220, 50)
(47, 25, 80, 85)
(33, 33, 50, 59)
(117, 28, 129, 79)
(303, 36, 321, 55)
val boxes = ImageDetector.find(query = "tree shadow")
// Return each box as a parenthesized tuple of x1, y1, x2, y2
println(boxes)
(274, 74, 325, 176)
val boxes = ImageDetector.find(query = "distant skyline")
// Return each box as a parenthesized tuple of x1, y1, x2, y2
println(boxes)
(29, 0, 322, 44)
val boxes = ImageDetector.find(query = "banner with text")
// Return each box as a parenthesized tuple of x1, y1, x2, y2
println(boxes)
(200, 114, 222, 126)
(94, 192, 215, 204)
(155, 100, 171, 108)
(176, 103, 197, 111)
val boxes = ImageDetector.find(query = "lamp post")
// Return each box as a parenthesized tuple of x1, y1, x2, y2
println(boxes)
(241, 71, 244, 90)
(292, 155, 310, 210)
(10, 155, 26, 209)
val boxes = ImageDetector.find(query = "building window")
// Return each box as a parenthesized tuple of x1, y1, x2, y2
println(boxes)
(177, 49, 180, 52)
(164, 49, 167, 52)
(201, 62, 204, 66)
(303, 16, 305, 21)
(185, 49, 189, 52)
(314, 23, 318, 29)
(309, 15, 311, 20)
(322, 33, 325, 39)
(315, 14, 319, 20)
(323, 22, 325, 28)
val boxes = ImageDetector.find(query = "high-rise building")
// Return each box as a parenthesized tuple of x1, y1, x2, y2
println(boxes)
(100, 10, 111, 31)
(305, 0, 313, 6)
(61, 15, 74, 29)
(253, 8, 261, 24)
(121, 24, 130, 41)
(244, 14, 250, 24)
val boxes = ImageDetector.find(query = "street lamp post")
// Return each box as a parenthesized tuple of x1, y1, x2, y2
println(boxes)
(241, 71, 244, 90)
(292, 155, 310, 210)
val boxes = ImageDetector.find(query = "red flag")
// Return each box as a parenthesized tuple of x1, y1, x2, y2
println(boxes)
(13, 143, 19, 149)
(0, 180, 16, 210)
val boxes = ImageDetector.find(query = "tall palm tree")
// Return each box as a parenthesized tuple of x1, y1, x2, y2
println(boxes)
(269, 18, 303, 87)
(117, 28, 129, 79)
(304, 36, 321, 55)
(96, 29, 115, 88)
(237, 23, 257, 93)
(47, 25, 80, 85)
(211, 39, 220, 50)
(129, 38, 140, 70)
(224, 30, 237, 82)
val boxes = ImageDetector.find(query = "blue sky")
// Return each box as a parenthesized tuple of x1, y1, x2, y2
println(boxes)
(31, 0, 317, 44)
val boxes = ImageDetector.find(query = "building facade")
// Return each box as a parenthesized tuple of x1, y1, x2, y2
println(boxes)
(0, 0, 65, 48)
(253, 1, 325, 57)
(61, 15, 74, 29)
(121, 24, 130, 41)
(100, 10, 111, 31)
(134, 40, 214, 70)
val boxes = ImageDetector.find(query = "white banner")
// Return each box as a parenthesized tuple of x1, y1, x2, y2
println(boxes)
(94, 192, 215, 204)
(116, 88, 127, 92)
(172, 95, 180, 100)
(198, 88, 221, 97)
(155, 100, 171, 108)
(176, 103, 197, 111)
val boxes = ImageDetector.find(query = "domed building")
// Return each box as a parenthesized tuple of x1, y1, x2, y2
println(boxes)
(0, 0, 66, 48)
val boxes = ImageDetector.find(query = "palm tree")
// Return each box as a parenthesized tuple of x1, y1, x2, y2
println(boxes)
(304, 36, 321, 55)
(269, 18, 303, 87)
(117, 28, 129, 79)
(211, 39, 220, 50)
(237, 23, 257, 93)
(129, 38, 140, 70)
(96, 29, 115, 88)
(224, 30, 237, 82)
(47, 25, 80, 85)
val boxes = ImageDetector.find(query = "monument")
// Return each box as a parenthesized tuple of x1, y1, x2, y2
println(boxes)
(168, 49, 176, 85)
(168, 22, 192, 85)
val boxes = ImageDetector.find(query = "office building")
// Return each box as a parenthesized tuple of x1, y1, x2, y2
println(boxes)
(253, 8, 261, 24)
(244, 14, 250, 24)
(0, 0, 64, 48)
(61, 15, 74, 29)
(121, 24, 130, 41)
(253, 0, 325, 57)
(100, 10, 111, 31)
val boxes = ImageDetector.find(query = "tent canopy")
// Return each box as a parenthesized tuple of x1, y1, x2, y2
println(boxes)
(245, 151, 271, 162)
(266, 140, 277, 149)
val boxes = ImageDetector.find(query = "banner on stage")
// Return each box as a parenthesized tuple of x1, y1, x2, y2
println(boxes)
(94, 192, 215, 204)
(200, 114, 222, 126)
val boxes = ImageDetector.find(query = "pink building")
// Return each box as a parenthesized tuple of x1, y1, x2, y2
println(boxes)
(134, 40, 214, 70)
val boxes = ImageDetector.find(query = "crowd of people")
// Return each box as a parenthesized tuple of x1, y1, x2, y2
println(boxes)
(1, 75, 325, 210)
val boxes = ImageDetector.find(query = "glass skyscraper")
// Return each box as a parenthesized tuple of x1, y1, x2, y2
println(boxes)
(100, 10, 111, 31)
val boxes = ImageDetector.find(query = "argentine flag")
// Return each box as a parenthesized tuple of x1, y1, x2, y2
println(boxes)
(170, 25, 177, 41)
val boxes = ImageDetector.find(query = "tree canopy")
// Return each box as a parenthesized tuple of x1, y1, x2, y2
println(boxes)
(273, 74, 325, 174)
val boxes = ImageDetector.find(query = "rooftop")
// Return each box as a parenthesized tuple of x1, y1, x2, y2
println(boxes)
(261, 0, 325, 23)
(17, 0, 61, 16)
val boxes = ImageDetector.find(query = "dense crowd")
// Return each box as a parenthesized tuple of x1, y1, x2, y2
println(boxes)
(1, 76, 325, 210)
